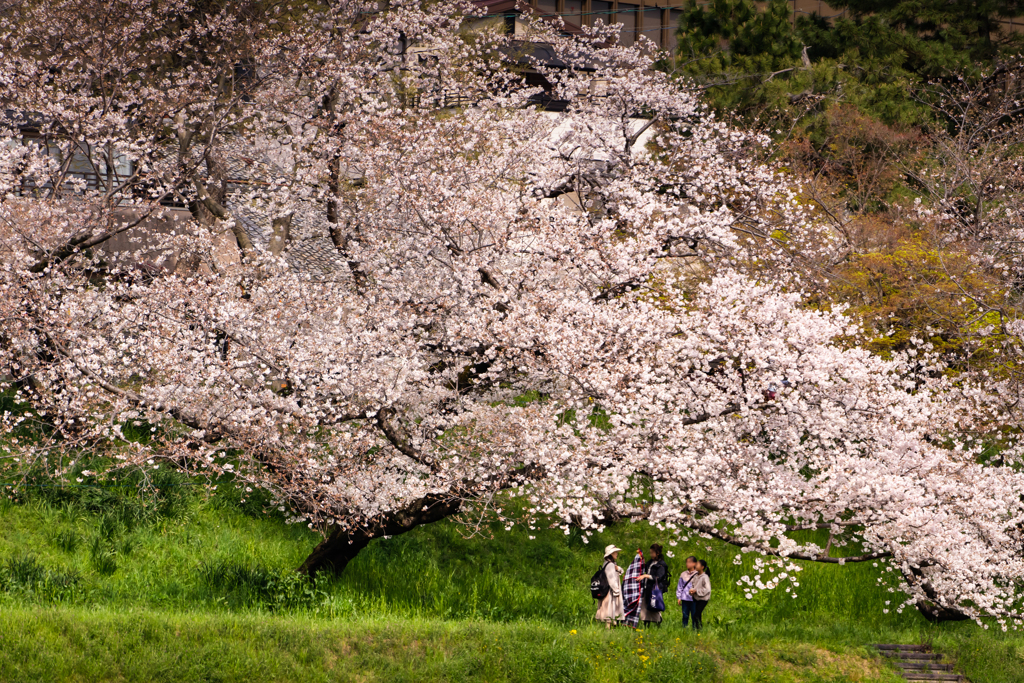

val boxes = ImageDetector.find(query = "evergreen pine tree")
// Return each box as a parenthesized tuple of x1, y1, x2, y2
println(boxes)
(672, 0, 1024, 125)
(828, 0, 1024, 64)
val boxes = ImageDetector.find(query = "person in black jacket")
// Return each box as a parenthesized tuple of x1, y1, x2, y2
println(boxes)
(637, 543, 670, 627)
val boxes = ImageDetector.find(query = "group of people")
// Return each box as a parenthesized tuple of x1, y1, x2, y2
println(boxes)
(594, 543, 711, 630)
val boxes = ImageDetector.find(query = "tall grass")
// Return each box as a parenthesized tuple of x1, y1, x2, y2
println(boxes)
(0, 478, 1022, 682)
(0, 488, 907, 629)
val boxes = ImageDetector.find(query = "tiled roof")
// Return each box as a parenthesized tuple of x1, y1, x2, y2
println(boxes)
(221, 148, 350, 279)
(232, 201, 347, 278)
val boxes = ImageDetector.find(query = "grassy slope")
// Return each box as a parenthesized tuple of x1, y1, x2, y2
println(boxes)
(0, 490, 1021, 683)
(0, 607, 895, 683)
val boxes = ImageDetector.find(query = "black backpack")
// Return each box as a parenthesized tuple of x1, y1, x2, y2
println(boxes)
(590, 561, 611, 600)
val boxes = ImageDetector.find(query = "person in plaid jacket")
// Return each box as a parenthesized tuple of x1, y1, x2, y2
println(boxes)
(622, 550, 645, 628)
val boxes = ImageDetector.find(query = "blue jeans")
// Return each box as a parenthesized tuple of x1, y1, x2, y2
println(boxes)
(680, 599, 696, 627)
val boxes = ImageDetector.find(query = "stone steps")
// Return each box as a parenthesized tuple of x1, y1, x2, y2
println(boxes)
(872, 644, 966, 683)
(884, 653, 944, 661)
(896, 662, 955, 672)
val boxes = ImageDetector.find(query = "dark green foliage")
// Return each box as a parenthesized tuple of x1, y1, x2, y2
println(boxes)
(208, 473, 282, 521)
(89, 536, 118, 576)
(674, 0, 810, 120)
(53, 529, 79, 554)
(828, 0, 1024, 64)
(677, 0, 800, 73)
(0, 391, 49, 463)
(5, 555, 47, 586)
(196, 559, 329, 611)
(671, 0, 1024, 127)
(19, 462, 195, 531)
(0, 555, 81, 601)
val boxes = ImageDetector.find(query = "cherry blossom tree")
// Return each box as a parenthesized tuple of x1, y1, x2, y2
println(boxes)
(1, 0, 1022, 624)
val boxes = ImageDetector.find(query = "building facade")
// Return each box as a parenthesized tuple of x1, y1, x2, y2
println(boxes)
(475, 1, 849, 52)
(475, 1, 1024, 53)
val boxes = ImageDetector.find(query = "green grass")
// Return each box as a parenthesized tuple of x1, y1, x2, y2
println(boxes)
(0, 607, 898, 683)
(0, 482, 1022, 682)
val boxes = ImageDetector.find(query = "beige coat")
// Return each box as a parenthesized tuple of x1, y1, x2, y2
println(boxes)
(690, 572, 711, 601)
(594, 561, 624, 622)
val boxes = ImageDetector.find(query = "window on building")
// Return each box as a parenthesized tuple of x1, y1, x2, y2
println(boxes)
(536, 0, 557, 15)
(617, 2, 637, 46)
(666, 9, 682, 53)
(642, 8, 662, 47)
(589, 0, 612, 27)
(563, 0, 583, 28)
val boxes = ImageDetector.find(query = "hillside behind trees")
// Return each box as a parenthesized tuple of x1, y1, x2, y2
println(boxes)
(672, 0, 1024, 397)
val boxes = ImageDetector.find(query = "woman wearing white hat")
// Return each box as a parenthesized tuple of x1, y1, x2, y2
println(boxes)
(594, 545, 625, 628)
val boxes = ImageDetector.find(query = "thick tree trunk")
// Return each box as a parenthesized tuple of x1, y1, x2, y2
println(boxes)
(915, 600, 970, 623)
(325, 153, 369, 289)
(902, 563, 970, 622)
(297, 493, 462, 576)
(913, 577, 970, 622)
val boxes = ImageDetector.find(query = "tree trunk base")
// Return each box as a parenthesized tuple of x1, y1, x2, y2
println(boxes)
(915, 600, 970, 623)
(298, 494, 462, 576)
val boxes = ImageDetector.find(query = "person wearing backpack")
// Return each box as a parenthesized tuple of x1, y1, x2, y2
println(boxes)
(637, 543, 670, 627)
(689, 559, 712, 631)
(676, 555, 698, 628)
(593, 545, 624, 628)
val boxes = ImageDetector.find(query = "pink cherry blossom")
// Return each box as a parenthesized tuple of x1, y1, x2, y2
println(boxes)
(0, 0, 1021, 623)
